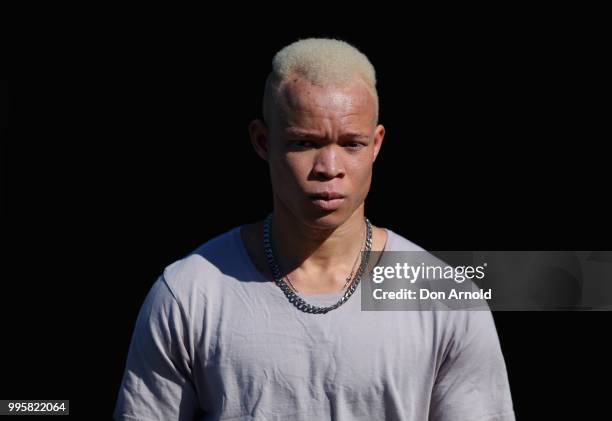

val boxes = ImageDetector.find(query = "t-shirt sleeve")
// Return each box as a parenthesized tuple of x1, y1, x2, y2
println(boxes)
(429, 310, 515, 421)
(114, 276, 200, 421)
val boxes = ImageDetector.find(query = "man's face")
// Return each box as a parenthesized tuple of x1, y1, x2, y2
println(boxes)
(261, 77, 384, 228)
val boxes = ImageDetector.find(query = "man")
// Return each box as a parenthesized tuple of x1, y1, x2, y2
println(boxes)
(114, 38, 515, 420)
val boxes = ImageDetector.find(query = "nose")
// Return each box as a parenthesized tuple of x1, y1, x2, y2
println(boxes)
(311, 145, 345, 180)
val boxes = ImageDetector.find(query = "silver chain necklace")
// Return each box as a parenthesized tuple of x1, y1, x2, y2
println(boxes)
(263, 213, 372, 314)
(283, 222, 365, 294)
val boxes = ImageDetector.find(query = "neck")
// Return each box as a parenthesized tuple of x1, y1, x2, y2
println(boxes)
(270, 203, 367, 277)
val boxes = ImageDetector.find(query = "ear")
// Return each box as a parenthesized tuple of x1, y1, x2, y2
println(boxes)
(372, 124, 385, 162)
(248, 119, 270, 162)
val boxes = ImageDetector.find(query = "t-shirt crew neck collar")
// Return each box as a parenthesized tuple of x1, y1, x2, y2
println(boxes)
(234, 224, 394, 301)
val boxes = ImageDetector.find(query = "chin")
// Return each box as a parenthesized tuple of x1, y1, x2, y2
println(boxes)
(302, 208, 352, 230)
(277, 195, 356, 230)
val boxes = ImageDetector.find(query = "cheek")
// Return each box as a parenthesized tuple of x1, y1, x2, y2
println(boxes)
(280, 153, 313, 178)
(347, 160, 373, 199)
(269, 153, 310, 191)
(347, 157, 373, 182)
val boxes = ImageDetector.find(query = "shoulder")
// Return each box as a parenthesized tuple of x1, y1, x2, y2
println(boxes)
(383, 228, 426, 252)
(161, 226, 246, 305)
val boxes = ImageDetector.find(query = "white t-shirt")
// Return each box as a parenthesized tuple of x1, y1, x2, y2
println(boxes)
(114, 226, 515, 420)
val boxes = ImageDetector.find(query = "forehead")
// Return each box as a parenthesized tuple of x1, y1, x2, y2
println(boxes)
(274, 77, 376, 130)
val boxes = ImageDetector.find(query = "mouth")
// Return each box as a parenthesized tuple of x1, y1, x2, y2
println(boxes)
(309, 191, 344, 200)
(308, 192, 346, 211)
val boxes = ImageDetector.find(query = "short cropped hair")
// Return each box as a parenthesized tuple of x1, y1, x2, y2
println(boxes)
(263, 38, 379, 124)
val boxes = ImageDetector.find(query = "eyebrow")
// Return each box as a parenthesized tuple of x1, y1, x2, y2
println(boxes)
(284, 129, 370, 141)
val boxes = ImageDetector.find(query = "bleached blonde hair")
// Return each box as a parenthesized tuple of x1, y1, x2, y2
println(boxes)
(263, 38, 379, 124)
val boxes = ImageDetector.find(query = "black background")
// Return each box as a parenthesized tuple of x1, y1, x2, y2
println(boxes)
(2, 13, 610, 420)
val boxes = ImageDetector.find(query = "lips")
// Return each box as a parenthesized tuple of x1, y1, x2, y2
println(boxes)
(309, 191, 345, 200)
(308, 191, 346, 211)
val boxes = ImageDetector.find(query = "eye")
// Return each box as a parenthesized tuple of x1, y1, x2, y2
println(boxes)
(344, 142, 364, 150)
(293, 140, 315, 148)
